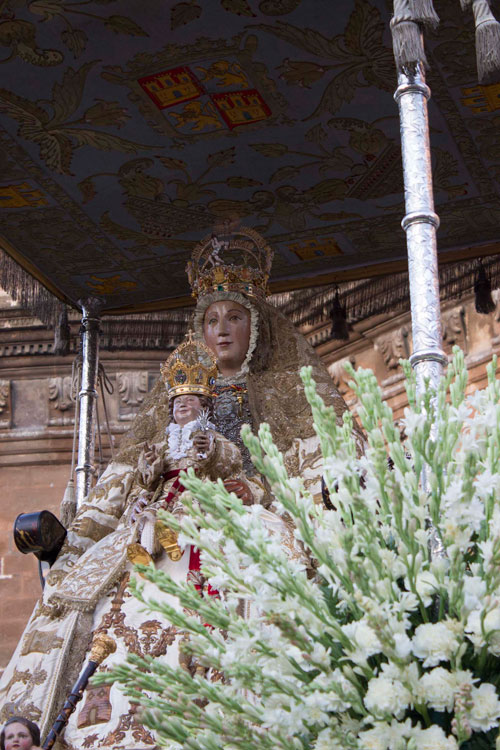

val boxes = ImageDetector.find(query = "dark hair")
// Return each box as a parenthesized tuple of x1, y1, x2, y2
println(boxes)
(0, 717, 40, 749)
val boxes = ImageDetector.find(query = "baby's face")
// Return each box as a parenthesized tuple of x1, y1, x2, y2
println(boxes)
(172, 394, 202, 427)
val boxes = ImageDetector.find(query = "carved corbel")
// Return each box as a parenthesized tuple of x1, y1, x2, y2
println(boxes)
(117, 371, 148, 421)
(0, 380, 12, 429)
(374, 327, 410, 371)
(328, 357, 356, 396)
(48, 376, 75, 426)
(442, 306, 466, 353)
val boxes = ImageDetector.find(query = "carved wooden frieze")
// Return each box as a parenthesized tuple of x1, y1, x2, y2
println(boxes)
(117, 371, 148, 421)
(48, 376, 75, 426)
(0, 380, 12, 429)
(442, 306, 466, 352)
(374, 327, 410, 370)
(328, 357, 355, 397)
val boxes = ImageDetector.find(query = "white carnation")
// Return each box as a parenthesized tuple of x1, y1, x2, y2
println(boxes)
(358, 719, 411, 750)
(364, 676, 411, 719)
(410, 725, 458, 750)
(419, 667, 455, 711)
(468, 683, 500, 732)
(412, 622, 459, 667)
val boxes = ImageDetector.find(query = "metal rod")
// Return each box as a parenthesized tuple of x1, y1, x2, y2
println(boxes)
(75, 297, 102, 507)
(394, 63, 447, 393)
(394, 62, 447, 559)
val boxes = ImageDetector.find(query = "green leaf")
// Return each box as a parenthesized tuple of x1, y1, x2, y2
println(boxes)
(48, 61, 97, 128)
(157, 155, 187, 171)
(221, 0, 256, 16)
(78, 176, 97, 204)
(104, 15, 148, 36)
(225, 176, 262, 188)
(61, 28, 87, 58)
(250, 142, 288, 157)
(270, 165, 300, 183)
(206, 146, 235, 168)
(170, 1, 202, 29)
(67, 128, 157, 154)
(82, 99, 130, 128)
(28, 0, 64, 19)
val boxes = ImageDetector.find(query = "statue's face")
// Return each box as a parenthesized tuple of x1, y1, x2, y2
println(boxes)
(172, 393, 202, 427)
(203, 300, 251, 377)
(4, 723, 34, 750)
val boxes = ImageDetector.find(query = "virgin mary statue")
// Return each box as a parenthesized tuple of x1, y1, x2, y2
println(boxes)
(0, 226, 362, 750)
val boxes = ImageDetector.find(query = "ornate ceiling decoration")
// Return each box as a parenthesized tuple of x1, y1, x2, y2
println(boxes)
(0, 0, 498, 313)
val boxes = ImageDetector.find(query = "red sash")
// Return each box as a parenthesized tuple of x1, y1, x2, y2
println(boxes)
(162, 469, 218, 597)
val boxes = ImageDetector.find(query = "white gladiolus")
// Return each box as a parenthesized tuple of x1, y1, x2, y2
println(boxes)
(97, 350, 500, 750)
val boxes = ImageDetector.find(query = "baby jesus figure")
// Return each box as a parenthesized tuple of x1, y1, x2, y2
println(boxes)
(126, 334, 259, 573)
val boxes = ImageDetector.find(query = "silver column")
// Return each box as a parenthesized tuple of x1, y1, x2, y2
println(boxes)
(395, 63, 447, 560)
(394, 63, 447, 395)
(75, 297, 102, 507)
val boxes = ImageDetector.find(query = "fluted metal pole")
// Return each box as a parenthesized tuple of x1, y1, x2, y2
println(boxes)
(394, 62, 447, 559)
(75, 297, 102, 507)
(394, 62, 447, 395)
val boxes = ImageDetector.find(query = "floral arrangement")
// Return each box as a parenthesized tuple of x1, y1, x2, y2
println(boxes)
(98, 348, 500, 750)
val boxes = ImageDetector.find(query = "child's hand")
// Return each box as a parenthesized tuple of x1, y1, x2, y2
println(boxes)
(130, 493, 150, 523)
(193, 433, 211, 455)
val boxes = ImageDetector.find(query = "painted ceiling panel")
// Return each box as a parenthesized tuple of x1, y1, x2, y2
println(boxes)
(0, 0, 498, 311)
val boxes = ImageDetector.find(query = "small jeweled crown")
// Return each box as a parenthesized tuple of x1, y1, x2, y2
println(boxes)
(186, 225, 273, 300)
(161, 331, 217, 399)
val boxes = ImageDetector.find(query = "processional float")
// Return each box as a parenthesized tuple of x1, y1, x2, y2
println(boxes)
(7, 0, 500, 743)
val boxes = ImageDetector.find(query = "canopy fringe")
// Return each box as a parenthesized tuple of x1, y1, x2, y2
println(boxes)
(471, 0, 500, 82)
(0, 245, 65, 328)
(271, 255, 500, 329)
(391, 0, 428, 68)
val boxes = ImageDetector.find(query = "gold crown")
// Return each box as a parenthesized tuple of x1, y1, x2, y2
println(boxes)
(186, 226, 273, 300)
(161, 331, 217, 399)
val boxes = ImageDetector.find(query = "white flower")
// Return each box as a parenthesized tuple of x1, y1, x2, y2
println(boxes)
(313, 728, 338, 750)
(412, 622, 459, 667)
(468, 683, 500, 731)
(467, 607, 500, 655)
(393, 632, 412, 659)
(342, 620, 382, 663)
(413, 570, 439, 607)
(462, 575, 486, 613)
(410, 725, 458, 750)
(359, 720, 412, 750)
(364, 676, 412, 719)
(419, 667, 456, 711)
(401, 409, 426, 437)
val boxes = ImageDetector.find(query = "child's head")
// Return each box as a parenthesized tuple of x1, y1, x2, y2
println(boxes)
(170, 393, 213, 427)
(1, 717, 40, 750)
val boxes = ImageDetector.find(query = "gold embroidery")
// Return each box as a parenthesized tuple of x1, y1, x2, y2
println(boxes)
(21, 631, 63, 656)
(72, 517, 115, 542)
(100, 707, 156, 746)
(77, 684, 112, 728)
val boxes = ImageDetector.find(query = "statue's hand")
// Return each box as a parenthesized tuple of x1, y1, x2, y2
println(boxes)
(193, 432, 212, 456)
(144, 443, 159, 465)
(223, 479, 253, 505)
(130, 493, 151, 524)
